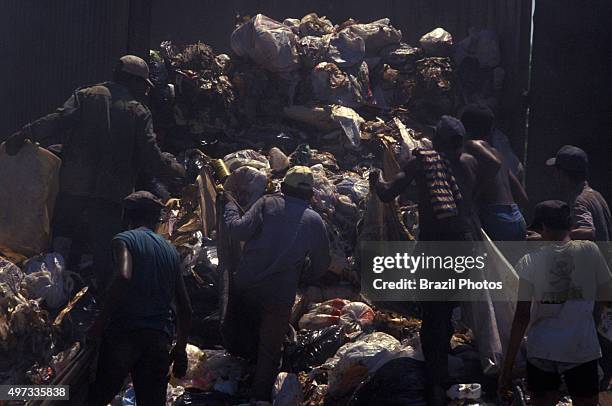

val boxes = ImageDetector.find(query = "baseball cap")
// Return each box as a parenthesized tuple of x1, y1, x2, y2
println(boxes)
(283, 166, 314, 190)
(545, 145, 588, 174)
(123, 190, 165, 213)
(529, 200, 571, 231)
(119, 55, 154, 87)
(435, 115, 466, 149)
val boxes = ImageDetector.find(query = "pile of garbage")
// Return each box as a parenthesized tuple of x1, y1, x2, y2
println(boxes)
(0, 12, 511, 406)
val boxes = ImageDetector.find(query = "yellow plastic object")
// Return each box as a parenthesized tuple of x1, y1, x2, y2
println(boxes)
(0, 141, 61, 258)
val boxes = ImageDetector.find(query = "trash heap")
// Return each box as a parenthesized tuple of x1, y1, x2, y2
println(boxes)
(0, 12, 509, 406)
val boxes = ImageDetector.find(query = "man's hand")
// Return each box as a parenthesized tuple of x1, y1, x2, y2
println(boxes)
(4, 130, 27, 156)
(170, 345, 188, 378)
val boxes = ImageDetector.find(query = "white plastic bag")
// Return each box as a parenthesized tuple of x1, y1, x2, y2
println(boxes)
(223, 166, 268, 209)
(272, 372, 303, 406)
(419, 27, 453, 56)
(342, 19, 402, 54)
(231, 14, 301, 73)
(330, 105, 365, 147)
(327, 30, 365, 67)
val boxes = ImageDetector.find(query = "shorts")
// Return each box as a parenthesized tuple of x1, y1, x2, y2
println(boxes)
(527, 358, 600, 398)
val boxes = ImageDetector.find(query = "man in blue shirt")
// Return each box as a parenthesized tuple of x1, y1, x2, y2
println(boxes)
(222, 166, 331, 403)
(87, 191, 192, 406)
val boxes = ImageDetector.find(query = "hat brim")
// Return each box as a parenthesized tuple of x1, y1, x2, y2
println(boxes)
(545, 157, 557, 167)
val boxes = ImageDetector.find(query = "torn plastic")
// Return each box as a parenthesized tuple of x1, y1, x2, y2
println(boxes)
(298, 13, 334, 38)
(223, 149, 270, 172)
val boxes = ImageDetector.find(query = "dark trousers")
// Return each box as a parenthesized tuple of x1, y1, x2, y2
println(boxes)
(420, 301, 455, 387)
(88, 329, 170, 406)
(222, 286, 292, 401)
(53, 195, 123, 291)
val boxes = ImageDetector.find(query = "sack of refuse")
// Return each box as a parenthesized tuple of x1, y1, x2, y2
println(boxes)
(299, 300, 375, 332)
(231, 14, 301, 73)
(0, 141, 61, 261)
(342, 19, 402, 55)
(325, 332, 411, 397)
(283, 324, 347, 372)
(223, 149, 270, 172)
(419, 27, 453, 57)
(169, 344, 209, 390)
(380, 42, 422, 72)
(311, 61, 371, 108)
(21, 253, 68, 309)
(272, 372, 303, 406)
(298, 13, 334, 37)
(327, 30, 366, 68)
(348, 357, 426, 406)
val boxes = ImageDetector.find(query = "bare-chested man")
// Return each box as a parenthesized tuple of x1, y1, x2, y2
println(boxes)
(461, 103, 528, 242)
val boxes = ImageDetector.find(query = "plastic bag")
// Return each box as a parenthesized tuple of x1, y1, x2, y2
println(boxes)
(0, 141, 60, 260)
(380, 42, 422, 72)
(298, 35, 330, 69)
(419, 27, 453, 57)
(283, 325, 346, 372)
(21, 253, 68, 309)
(453, 28, 501, 69)
(326, 332, 406, 397)
(298, 13, 334, 37)
(268, 147, 290, 173)
(340, 302, 375, 329)
(335, 175, 369, 204)
(0, 257, 23, 293)
(223, 149, 270, 172)
(342, 19, 402, 54)
(330, 105, 365, 147)
(298, 299, 348, 330)
(311, 62, 370, 108)
(272, 372, 303, 405)
(327, 30, 366, 68)
(169, 344, 209, 390)
(310, 164, 337, 213)
(231, 14, 301, 73)
(348, 357, 426, 406)
(223, 166, 268, 209)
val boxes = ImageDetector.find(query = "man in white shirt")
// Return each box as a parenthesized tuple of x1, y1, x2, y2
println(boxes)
(499, 200, 612, 405)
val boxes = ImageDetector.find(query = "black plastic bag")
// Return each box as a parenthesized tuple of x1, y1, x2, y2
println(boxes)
(348, 357, 426, 406)
(283, 324, 346, 372)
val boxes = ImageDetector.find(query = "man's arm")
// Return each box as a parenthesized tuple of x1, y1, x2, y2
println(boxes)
(87, 239, 132, 340)
(370, 158, 419, 203)
(170, 268, 193, 378)
(6, 93, 81, 155)
(465, 139, 502, 180)
(223, 195, 265, 241)
(499, 278, 533, 392)
(570, 199, 596, 241)
(136, 109, 185, 179)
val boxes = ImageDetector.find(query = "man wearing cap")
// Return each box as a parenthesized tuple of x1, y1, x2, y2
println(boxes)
(222, 166, 331, 404)
(4, 55, 184, 291)
(87, 191, 192, 406)
(546, 145, 612, 242)
(500, 200, 612, 405)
